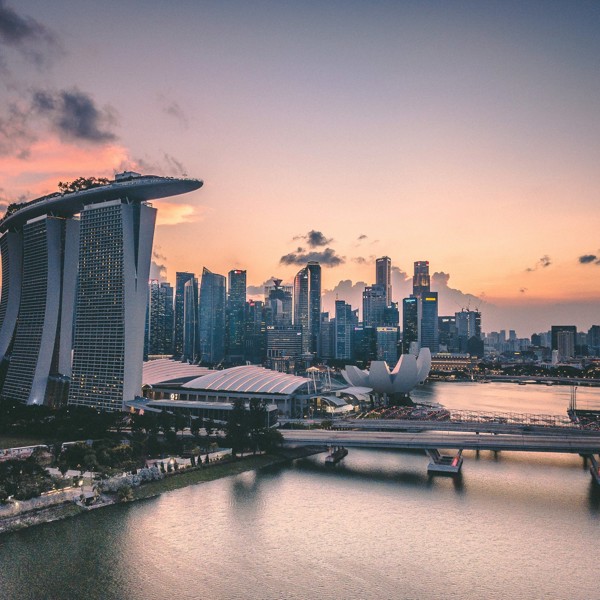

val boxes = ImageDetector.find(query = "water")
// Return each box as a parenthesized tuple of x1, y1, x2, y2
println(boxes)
(1, 382, 600, 600)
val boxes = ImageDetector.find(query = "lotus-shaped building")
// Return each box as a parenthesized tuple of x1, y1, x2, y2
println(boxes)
(341, 348, 431, 402)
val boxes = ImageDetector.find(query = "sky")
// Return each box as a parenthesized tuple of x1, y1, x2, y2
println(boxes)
(0, 0, 599, 336)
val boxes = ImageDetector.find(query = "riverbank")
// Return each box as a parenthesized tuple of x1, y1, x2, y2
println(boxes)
(0, 446, 324, 535)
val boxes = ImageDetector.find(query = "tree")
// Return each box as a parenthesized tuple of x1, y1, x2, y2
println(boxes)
(225, 399, 250, 456)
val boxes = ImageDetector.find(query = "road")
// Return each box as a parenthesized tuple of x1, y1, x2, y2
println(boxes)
(281, 429, 600, 454)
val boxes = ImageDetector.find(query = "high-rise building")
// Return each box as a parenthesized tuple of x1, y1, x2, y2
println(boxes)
(352, 326, 377, 365)
(266, 326, 303, 372)
(183, 277, 199, 362)
(335, 300, 357, 360)
(438, 315, 458, 352)
(588, 325, 600, 357)
(68, 200, 157, 411)
(376, 327, 399, 364)
(264, 279, 293, 327)
(226, 269, 246, 363)
(145, 280, 175, 358)
(419, 292, 439, 353)
(551, 325, 576, 360)
(455, 309, 481, 354)
(174, 272, 195, 358)
(319, 312, 335, 360)
(199, 268, 226, 365)
(2, 216, 78, 404)
(293, 262, 321, 355)
(375, 256, 392, 306)
(0, 173, 202, 410)
(413, 261, 430, 298)
(244, 300, 266, 363)
(362, 284, 387, 327)
(402, 297, 418, 354)
(382, 302, 400, 328)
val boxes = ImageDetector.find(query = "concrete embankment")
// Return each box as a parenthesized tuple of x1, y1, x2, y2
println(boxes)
(0, 447, 324, 535)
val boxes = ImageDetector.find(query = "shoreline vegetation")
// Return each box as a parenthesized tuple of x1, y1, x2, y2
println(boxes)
(0, 447, 323, 535)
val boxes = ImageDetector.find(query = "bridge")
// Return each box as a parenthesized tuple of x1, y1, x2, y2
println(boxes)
(280, 415, 600, 482)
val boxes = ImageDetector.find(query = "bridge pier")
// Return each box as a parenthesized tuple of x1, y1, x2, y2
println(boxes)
(587, 454, 600, 486)
(425, 449, 463, 475)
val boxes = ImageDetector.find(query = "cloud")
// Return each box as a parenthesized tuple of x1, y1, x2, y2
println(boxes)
(579, 254, 600, 265)
(132, 153, 188, 177)
(152, 201, 209, 226)
(0, 137, 131, 200)
(293, 230, 333, 248)
(432, 271, 450, 285)
(150, 250, 168, 282)
(32, 88, 117, 143)
(357, 234, 367, 240)
(525, 255, 552, 272)
(0, 0, 62, 68)
(159, 96, 189, 129)
(352, 256, 369, 265)
(430, 271, 485, 314)
(247, 277, 286, 297)
(279, 247, 344, 267)
(322, 280, 368, 316)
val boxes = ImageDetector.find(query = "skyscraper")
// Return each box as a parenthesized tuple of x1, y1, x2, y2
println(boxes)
(375, 256, 392, 306)
(402, 296, 418, 354)
(293, 262, 321, 355)
(145, 280, 174, 357)
(227, 269, 247, 363)
(183, 277, 199, 362)
(455, 309, 481, 354)
(0, 173, 202, 409)
(68, 200, 158, 411)
(199, 267, 226, 365)
(551, 325, 576, 360)
(413, 261, 430, 298)
(376, 327, 399, 364)
(335, 300, 357, 360)
(419, 292, 439, 353)
(2, 216, 78, 404)
(362, 284, 387, 327)
(174, 271, 195, 358)
(264, 279, 293, 327)
(244, 300, 266, 363)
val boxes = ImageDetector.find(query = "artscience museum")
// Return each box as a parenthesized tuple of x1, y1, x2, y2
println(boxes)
(341, 348, 432, 404)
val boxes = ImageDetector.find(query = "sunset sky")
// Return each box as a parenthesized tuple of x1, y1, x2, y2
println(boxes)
(1, 0, 599, 335)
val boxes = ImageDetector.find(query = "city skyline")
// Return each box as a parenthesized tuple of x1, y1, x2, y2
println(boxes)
(1, 1, 599, 335)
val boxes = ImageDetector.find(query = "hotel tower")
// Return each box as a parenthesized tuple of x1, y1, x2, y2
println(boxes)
(0, 172, 202, 410)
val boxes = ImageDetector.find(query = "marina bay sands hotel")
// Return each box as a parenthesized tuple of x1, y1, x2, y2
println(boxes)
(0, 172, 202, 411)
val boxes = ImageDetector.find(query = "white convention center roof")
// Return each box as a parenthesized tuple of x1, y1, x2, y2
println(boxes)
(182, 365, 312, 395)
(143, 359, 214, 386)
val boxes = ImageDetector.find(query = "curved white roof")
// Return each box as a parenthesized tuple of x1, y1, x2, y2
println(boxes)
(182, 365, 312, 395)
(143, 359, 214, 386)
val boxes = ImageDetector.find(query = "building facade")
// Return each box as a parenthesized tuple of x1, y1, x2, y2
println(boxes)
(375, 256, 392, 306)
(199, 268, 226, 365)
(174, 271, 195, 358)
(0, 173, 202, 409)
(293, 262, 321, 355)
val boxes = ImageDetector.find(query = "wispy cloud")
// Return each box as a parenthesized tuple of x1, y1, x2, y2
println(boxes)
(525, 255, 552, 272)
(159, 95, 189, 129)
(0, 0, 62, 68)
